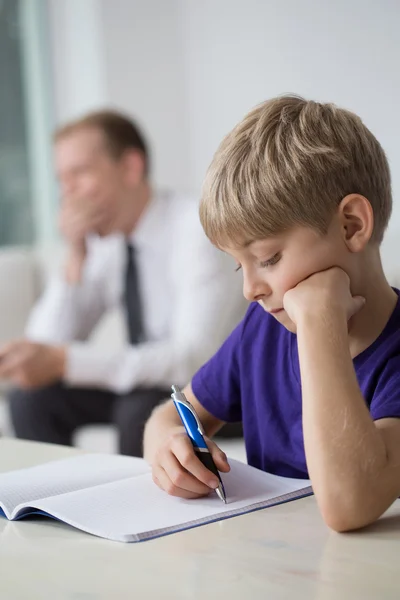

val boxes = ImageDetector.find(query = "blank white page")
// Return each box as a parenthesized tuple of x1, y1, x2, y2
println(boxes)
(0, 454, 150, 517)
(28, 459, 311, 542)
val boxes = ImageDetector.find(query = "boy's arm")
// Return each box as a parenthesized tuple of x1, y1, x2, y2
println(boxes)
(285, 268, 400, 532)
(144, 384, 229, 499)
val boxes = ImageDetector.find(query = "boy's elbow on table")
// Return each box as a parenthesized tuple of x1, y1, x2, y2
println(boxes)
(321, 507, 371, 533)
(318, 490, 388, 533)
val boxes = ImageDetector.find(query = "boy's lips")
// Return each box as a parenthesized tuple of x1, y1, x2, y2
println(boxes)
(258, 301, 284, 314)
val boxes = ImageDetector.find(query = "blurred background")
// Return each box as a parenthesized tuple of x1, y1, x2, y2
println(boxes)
(0, 0, 399, 448)
(2, 0, 400, 250)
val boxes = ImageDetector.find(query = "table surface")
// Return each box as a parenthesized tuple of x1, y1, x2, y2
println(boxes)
(0, 438, 399, 600)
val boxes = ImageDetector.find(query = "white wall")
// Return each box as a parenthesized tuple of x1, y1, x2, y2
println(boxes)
(48, 0, 191, 193)
(47, 0, 107, 123)
(48, 0, 400, 268)
(100, 0, 191, 192)
(182, 0, 399, 189)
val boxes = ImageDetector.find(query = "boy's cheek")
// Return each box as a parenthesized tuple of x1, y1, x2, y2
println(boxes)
(282, 263, 335, 295)
(277, 260, 319, 295)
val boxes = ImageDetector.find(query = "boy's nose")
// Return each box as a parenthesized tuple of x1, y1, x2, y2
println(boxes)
(243, 274, 272, 302)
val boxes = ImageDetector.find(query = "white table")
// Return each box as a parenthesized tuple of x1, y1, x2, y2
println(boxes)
(0, 438, 399, 600)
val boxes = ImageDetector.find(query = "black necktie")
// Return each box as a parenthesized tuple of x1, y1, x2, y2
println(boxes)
(124, 244, 144, 345)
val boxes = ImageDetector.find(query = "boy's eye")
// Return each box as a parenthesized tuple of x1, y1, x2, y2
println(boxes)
(259, 252, 281, 268)
(234, 264, 242, 272)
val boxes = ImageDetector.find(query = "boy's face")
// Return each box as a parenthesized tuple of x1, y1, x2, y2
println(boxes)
(223, 223, 350, 333)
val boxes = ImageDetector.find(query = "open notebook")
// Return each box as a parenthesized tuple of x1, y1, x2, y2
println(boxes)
(0, 454, 312, 543)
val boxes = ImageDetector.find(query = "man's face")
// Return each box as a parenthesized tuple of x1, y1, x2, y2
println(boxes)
(222, 223, 350, 333)
(55, 127, 126, 235)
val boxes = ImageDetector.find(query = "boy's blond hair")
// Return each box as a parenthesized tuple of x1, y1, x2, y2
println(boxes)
(200, 96, 392, 246)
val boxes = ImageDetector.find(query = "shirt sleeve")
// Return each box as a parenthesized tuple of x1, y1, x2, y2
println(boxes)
(26, 239, 112, 344)
(64, 206, 247, 394)
(369, 357, 400, 421)
(191, 314, 246, 423)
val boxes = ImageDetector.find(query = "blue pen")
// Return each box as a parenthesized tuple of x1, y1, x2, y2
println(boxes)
(171, 385, 227, 503)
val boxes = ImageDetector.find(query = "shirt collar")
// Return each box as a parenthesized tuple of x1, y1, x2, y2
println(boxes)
(128, 189, 164, 249)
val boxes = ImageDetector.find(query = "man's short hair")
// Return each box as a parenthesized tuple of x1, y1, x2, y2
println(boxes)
(200, 95, 392, 246)
(54, 110, 150, 175)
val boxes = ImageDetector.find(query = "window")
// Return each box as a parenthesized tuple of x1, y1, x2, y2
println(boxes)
(0, 0, 55, 247)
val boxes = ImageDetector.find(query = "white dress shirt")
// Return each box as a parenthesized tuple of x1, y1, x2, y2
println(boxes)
(26, 190, 247, 394)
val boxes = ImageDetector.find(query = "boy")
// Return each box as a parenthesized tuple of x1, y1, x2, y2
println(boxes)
(144, 96, 400, 532)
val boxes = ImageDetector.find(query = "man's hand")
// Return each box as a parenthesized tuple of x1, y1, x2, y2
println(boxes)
(283, 267, 365, 326)
(0, 340, 66, 389)
(58, 195, 109, 245)
(59, 195, 110, 284)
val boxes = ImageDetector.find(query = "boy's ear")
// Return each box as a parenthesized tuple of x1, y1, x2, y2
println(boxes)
(338, 194, 374, 252)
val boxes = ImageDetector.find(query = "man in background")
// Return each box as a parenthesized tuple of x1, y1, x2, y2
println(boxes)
(2, 110, 246, 455)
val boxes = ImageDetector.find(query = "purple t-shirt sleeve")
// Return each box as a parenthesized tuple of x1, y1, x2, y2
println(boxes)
(191, 317, 244, 423)
(370, 357, 400, 421)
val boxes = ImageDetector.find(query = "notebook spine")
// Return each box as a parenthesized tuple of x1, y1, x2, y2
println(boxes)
(137, 485, 313, 543)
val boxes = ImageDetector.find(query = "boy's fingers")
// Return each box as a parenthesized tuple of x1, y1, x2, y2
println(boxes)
(171, 436, 220, 489)
(206, 438, 231, 472)
(152, 465, 207, 500)
(159, 450, 211, 495)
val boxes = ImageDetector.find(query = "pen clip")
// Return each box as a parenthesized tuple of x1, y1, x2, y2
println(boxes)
(171, 385, 205, 444)
(176, 396, 205, 435)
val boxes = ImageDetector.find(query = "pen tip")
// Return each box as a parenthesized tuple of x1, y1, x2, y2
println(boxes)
(216, 486, 227, 504)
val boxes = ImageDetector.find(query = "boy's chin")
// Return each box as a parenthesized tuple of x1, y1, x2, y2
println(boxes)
(265, 308, 297, 333)
(282, 318, 297, 333)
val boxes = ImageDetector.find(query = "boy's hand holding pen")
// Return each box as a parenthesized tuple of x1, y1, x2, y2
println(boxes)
(150, 386, 230, 501)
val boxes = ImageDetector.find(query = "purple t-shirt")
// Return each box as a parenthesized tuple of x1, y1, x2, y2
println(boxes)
(192, 290, 400, 479)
